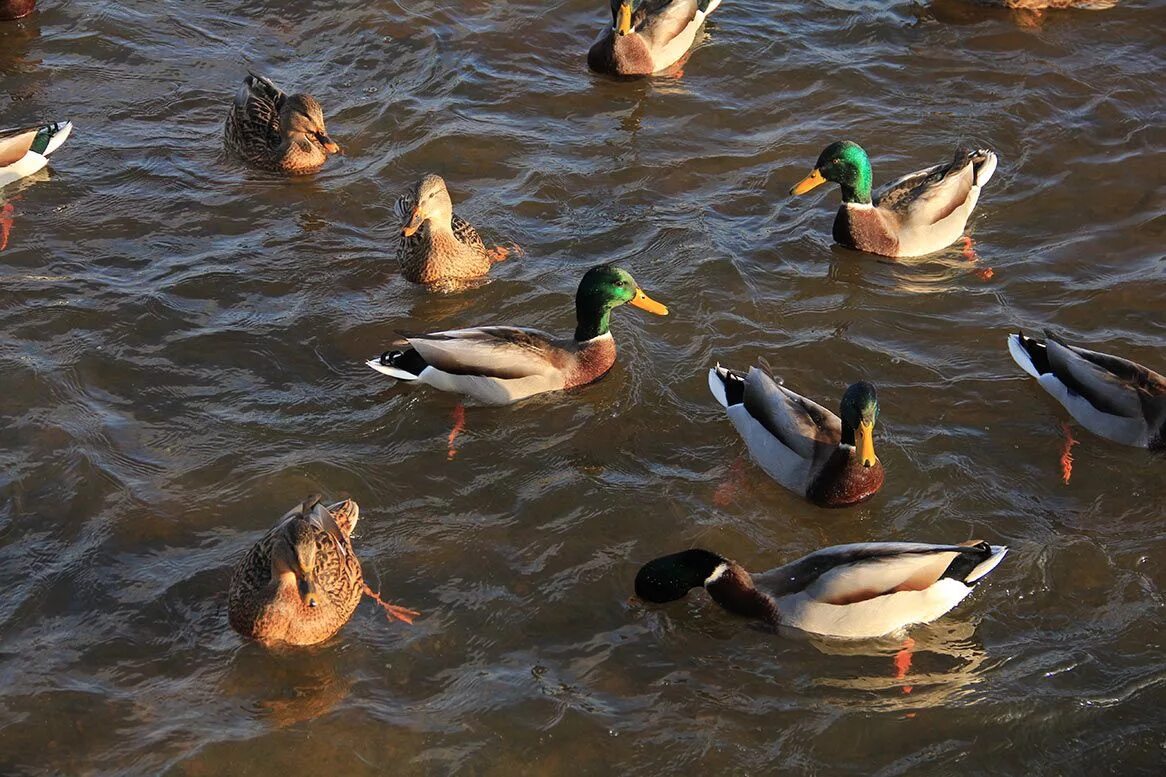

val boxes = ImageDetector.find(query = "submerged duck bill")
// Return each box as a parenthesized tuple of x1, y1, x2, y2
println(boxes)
(630, 288, 668, 315)
(857, 420, 878, 468)
(790, 168, 826, 196)
(616, 2, 633, 36)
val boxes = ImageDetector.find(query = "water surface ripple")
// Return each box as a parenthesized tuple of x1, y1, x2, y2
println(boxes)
(1, 0, 1164, 774)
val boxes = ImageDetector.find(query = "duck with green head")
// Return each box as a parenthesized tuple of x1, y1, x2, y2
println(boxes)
(634, 540, 1008, 639)
(368, 264, 669, 405)
(791, 140, 997, 258)
(708, 361, 884, 507)
(587, 0, 724, 77)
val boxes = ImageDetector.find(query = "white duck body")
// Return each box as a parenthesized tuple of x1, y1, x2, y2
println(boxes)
(588, 0, 723, 76)
(866, 148, 998, 257)
(757, 543, 1008, 638)
(0, 121, 72, 189)
(1008, 331, 1166, 450)
(636, 541, 1008, 639)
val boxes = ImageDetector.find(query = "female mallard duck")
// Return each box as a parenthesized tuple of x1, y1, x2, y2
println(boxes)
(636, 541, 1008, 639)
(0, 121, 71, 190)
(708, 362, 884, 506)
(368, 264, 668, 405)
(0, 0, 35, 20)
(223, 73, 340, 174)
(395, 174, 498, 287)
(790, 141, 997, 258)
(228, 497, 416, 646)
(588, 0, 723, 76)
(1008, 331, 1166, 450)
(228, 497, 362, 646)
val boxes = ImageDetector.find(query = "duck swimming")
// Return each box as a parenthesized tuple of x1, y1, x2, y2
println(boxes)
(708, 362, 884, 507)
(636, 541, 1008, 639)
(1008, 331, 1166, 450)
(228, 497, 416, 647)
(588, 0, 723, 77)
(791, 140, 997, 258)
(395, 174, 499, 288)
(368, 264, 668, 405)
(224, 73, 340, 174)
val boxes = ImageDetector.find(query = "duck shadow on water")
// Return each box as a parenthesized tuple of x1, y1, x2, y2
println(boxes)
(220, 643, 354, 729)
(778, 618, 992, 712)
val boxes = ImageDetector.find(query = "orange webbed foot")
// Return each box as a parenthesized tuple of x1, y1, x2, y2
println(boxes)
(363, 583, 421, 625)
(487, 242, 523, 264)
(447, 402, 466, 460)
(894, 636, 915, 695)
(1059, 421, 1079, 485)
(961, 236, 995, 280)
(0, 202, 16, 252)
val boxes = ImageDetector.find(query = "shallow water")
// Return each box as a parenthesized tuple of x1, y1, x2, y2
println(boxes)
(2, 0, 1164, 774)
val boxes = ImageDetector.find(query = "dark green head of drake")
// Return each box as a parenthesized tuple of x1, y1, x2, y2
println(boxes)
(574, 264, 668, 341)
(635, 549, 727, 603)
(791, 140, 874, 205)
(839, 381, 879, 467)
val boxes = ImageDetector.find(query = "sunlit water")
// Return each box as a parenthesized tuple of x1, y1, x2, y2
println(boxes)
(1, 1, 1164, 774)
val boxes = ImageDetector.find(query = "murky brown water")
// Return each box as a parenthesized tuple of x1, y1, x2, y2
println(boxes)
(2, 1, 1164, 774)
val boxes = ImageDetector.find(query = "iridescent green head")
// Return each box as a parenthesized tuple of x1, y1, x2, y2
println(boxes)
(790, 140, 873, 205)
(574, 264, 668, 341)
(635, 549, 726, 603)
(839, 381, 879, 467)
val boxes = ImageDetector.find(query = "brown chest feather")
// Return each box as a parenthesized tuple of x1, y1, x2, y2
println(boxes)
(833, 205, 899, 257)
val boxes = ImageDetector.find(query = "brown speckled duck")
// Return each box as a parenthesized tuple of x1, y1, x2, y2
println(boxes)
(0, 0, 35, 21)
(395, 174, 497, 287)
(708, 362, 885, 507)
(588, 0, 724, 77)
(368, 264, 668, 405)
(223, 74, 339, 174)
(228, 497, 365, 647)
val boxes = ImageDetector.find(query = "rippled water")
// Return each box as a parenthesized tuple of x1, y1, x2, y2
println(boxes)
(2, 1, 1164, 774)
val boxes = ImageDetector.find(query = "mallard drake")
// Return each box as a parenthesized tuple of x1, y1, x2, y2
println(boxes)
(367, 264, 668, 405)
(395, 174, 498, 287)
(0, 121, 71, 190)
(1008, 331, 1166, 450)
(0, 0, 35, 20)
(588, 0, 723, 76)
(790, 141, 997, 258)
(708, 362, 884, 507)
(228, 497, 394, 647)
(636, 541, 1008, 639)
(223, 74, 339, 174)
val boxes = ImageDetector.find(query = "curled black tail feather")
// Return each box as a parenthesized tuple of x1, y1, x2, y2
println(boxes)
(379, 348, 428, 377)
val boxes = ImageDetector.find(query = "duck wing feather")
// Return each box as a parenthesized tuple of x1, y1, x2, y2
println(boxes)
(741, 363, 841, 459)
(403, 326, 570, 379)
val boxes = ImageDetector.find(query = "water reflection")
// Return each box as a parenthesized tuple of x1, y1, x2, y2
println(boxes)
(809, 620, 992, 711)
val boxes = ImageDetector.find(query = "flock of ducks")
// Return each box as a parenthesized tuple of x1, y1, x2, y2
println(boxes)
(3, 1, 1159, 648)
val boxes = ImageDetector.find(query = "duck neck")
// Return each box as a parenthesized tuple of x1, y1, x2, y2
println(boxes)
(840, 159, 873, 206)
(574, 298, 613, 342)
(705, 564, 780, 622)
